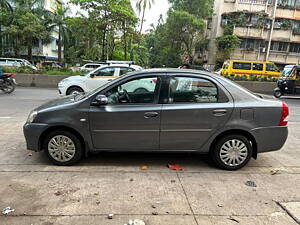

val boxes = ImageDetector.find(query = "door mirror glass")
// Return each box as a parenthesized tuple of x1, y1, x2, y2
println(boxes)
(95, 94, 108, 105)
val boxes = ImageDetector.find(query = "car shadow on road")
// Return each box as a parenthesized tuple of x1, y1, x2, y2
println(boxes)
(75, 151, 215, 171)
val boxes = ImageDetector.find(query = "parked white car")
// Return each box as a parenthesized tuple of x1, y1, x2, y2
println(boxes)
(0, 57, 37, 70)
(58, 64, 143, 96)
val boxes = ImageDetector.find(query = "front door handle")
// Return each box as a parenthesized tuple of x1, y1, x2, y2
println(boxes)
(213, 109, 227, 116)
(144, 112, 159, 119)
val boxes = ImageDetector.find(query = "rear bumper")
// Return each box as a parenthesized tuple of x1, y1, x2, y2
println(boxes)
(250, 126, 288, 153)
(23, 123, 48, 152)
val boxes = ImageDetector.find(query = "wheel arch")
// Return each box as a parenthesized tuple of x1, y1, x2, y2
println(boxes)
(38, 125, 87, 154)
(66, 85, 85, 95)
(209, 129, 258, 159)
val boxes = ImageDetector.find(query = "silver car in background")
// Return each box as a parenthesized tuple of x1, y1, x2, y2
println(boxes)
(0, 57, 37, 70)
(23, 69, 288, 170)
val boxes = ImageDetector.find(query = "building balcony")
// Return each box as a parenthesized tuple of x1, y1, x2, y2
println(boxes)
(232, 48, 300, 64)
(234, 26, 268, 39)
(275, 8, 300, 19)
(272, 29, 292, 41)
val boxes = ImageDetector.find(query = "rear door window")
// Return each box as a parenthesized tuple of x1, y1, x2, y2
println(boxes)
(93, 67, 116, 77)
(169, 76, 218, 103)
(233, 62, 251, 70)
(120, 67, 134, 76)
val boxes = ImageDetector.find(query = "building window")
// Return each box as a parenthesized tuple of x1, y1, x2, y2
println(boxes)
(270, 41, 288, 51)
(278, 0, 300, 8)
(240, 38, 264, 51)
(289, 43, 300, 53)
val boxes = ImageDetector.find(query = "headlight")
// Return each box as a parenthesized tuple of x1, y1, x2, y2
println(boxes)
(27, 110, 38, 123)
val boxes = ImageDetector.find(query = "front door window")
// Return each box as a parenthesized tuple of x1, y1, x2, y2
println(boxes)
(105, 77, 160, 104)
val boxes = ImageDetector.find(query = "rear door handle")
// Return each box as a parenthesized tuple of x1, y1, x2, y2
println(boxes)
(213, 109, 227, 116)
(144, 112, 159, 118)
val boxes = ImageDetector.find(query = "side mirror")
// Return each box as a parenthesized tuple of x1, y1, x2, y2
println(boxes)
(94, 94, 108, 105)
(90, 73, 95, 78)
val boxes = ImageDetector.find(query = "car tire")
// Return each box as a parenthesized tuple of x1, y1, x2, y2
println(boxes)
(274, 89, 282, 98)
(67, 86, 84, 96)
(210, 134, 252, 170)
(43, 130, 83, 166)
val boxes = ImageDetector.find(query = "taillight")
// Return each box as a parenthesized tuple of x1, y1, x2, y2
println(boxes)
(279, 101, 289, 126)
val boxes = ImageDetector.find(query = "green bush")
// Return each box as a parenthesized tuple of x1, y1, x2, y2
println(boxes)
(0, 66, 85, 76)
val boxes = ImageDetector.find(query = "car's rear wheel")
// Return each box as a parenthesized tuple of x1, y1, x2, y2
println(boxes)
(211, 134, 252, 170)
(67, 86, 84, 96)
(43, 130, 83, 166)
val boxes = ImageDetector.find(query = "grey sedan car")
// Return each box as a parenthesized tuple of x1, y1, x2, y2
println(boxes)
(23, 69, 289, 170)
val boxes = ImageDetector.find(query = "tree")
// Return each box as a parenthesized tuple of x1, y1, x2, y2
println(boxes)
(136, 0, 155, 33)
(5, 11, 51, 59)
(70, 0, 138, 61)
(51, 3, 70, 62)
(168, 0, 213, 18)
(0, 0, 13, 55)
(216, 34, 240, 62)
(2, 0, 52, 59)
(165, 10, 204, 64)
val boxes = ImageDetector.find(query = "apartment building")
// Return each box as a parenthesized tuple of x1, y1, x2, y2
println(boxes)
(207, 0, 300, 68)
(1, 0, 63, 62)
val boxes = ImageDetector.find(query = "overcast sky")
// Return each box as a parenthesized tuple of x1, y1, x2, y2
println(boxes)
(131, 0, 170, 32)
(66, 0, 170, 33)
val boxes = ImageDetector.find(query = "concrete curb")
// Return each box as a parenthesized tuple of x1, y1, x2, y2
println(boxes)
(14, 74, 277, 95)
(15, 74, 69, 88)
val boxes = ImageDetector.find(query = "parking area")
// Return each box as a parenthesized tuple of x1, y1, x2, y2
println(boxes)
(0, 88, 300, 225)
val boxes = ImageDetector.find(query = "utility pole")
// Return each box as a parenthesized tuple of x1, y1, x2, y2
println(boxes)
(266, 0, 278, 61)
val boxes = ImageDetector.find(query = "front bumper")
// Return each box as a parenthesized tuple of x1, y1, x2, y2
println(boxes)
(23, 123, 49, 152)
(250, 126, 288, 153)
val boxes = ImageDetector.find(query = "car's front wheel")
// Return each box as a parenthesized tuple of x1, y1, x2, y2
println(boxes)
(67, 86, 84, 96)
(44, 130, 83, 166)
(211, 134, 252, 170)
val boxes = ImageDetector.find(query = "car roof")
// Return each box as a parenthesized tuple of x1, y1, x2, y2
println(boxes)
(225, 60, 274, 64)
(0, 58, 25, 61)
(99, 64, 142, 69)
(135, 68, 213, 75)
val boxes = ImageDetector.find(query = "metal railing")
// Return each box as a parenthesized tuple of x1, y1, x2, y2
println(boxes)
(239, 0, 272, 4)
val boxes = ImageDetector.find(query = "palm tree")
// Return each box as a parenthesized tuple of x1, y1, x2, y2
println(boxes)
(136, 0, 155, 33)
(50, 4, 70, 62)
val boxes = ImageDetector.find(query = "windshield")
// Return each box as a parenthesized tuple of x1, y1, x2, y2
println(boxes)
(282, 67, 295, 77)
